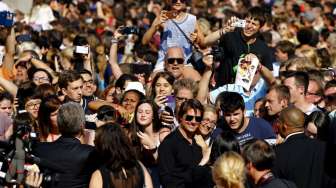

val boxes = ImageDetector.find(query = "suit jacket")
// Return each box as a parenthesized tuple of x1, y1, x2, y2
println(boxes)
(33, 136, 99, 188)
(272, 133, 326, 188)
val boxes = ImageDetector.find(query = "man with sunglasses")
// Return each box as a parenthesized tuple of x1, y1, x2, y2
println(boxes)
(159, 99, 205, 188)
(164, 46, 185, 80)
(143, 0, 203, 81)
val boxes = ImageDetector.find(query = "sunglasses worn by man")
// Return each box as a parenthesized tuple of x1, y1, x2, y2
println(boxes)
(167, 58, 184, 64)
(184, 114, 202, 123)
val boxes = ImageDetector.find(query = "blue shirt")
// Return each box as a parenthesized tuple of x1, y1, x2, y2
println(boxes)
(209, 78, 268, 116)
(234, 117, 276, 145)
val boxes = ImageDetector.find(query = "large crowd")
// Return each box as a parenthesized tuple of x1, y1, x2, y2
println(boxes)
(0, 0, 336, 187)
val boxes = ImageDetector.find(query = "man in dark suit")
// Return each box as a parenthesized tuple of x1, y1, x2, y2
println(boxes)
(33, 102, 99, 188)
(272, 106, 326, 188)
(242, 139, 297, 188)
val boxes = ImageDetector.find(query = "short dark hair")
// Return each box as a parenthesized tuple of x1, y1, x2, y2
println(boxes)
(0, 91, 14, 103)
(242, 139, 275, 171)
(276, 40, 296, 58)
(325, 80, 336, 91)
(115, 74, 138, 90)
(210, 131, 240, 164)
(28, 68, 53, 83)
(217, 92, 245, 113)
(58, 71, 83, 90)
(267, 85, 290, 103)
(97, 105, 119, 122)
(246, 6, 266, 27)
(177, 99, 204, 121)
(285, 71, 309, 94)
(79, 69, 92, 77)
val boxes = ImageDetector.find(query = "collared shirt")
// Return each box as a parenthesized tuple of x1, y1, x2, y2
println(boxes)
(209, 78, 268, 116)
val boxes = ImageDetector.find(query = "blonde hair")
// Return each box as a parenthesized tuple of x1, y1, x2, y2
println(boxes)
(285, 57, 316, 71)
(298, 48, 321, 68)
(212, 151, 245, 188)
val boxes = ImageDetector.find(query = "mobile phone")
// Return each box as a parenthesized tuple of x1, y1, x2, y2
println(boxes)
(120, 27, 139, 35)
(164, 106, 174, 116)
(165, 10, 178, 19)
(232, 19, 246, 28)
(166, 95, 176, 112)
(75, 46, 89, 54)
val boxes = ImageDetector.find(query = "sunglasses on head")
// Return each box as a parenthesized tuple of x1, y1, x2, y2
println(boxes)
(172, 0, 186, 3)
(184, 115, 202, 123)
(167, 58, 184, 65)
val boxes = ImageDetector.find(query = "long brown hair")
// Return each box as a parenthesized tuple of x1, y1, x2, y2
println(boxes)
(37, 95, 61, 140)
(95, 124, 143, 188)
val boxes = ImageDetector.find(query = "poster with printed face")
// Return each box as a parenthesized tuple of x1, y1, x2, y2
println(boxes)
(235, 56, 259, 90)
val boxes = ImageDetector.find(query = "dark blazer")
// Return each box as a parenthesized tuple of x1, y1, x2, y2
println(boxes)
(272, 133, 326, 188)
(33, 136, 99, 188)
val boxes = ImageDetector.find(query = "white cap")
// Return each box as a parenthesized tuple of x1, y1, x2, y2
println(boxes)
(124, 81, 146, 96)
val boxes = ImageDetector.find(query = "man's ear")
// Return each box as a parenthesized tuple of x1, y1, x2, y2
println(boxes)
(298, 86, 305, 95)
(280, 99, 288, 108)
(61, 88, 67, 96)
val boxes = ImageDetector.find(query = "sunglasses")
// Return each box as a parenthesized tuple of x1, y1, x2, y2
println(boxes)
(184, 115, 202, 123)
(172, 0, 186, 3)
(167, 58, 184, 65)
(325, 94, 336, 101)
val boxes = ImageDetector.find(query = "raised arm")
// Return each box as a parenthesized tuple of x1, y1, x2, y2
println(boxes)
(142, 11, 167, 45)
(30, 58, 58, 84)
(196, 52, 213, 104)
(2, 27, 16, 77)
(0, 76, 18, 96)
(203, 17, 236, 47)
(108, 31, 124, 80)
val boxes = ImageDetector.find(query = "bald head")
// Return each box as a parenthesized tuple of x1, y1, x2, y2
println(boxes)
(165, 46, 184, 60)
(279, 106, 305, 129)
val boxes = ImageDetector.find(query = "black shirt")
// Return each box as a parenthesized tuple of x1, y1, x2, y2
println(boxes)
(158, 128, 203, 188)
(215, 28, 274, 87)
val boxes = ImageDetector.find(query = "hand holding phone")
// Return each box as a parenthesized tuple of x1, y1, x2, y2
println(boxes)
(165, 10, 178, 19)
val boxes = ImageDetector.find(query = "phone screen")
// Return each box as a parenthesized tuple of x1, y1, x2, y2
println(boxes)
(75, 46, 89, 54)
(166, 95, 176, 112)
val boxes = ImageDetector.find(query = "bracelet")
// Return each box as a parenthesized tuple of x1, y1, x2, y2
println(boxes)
(111, 38, 119, 44)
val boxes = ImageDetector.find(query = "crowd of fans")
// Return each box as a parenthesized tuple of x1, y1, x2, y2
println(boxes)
(0, 0, 336, 187)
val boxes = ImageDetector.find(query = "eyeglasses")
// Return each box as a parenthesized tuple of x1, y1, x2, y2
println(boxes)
(25, 100, 41, 109)
(325, 94, 336, 101)
(33, 77, 50, 82)
(176, 96, 189, 102)
(167, 58, 184, 65)
(202, 118, 217, 126)
(184, 115, 202, 123)
(172, 0, 186, 3)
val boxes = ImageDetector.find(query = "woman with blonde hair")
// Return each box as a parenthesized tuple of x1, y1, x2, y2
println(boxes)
(212, 151, 245, 188)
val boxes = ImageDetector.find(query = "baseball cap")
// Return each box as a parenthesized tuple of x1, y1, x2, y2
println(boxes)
(124, 81, 146, 96)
